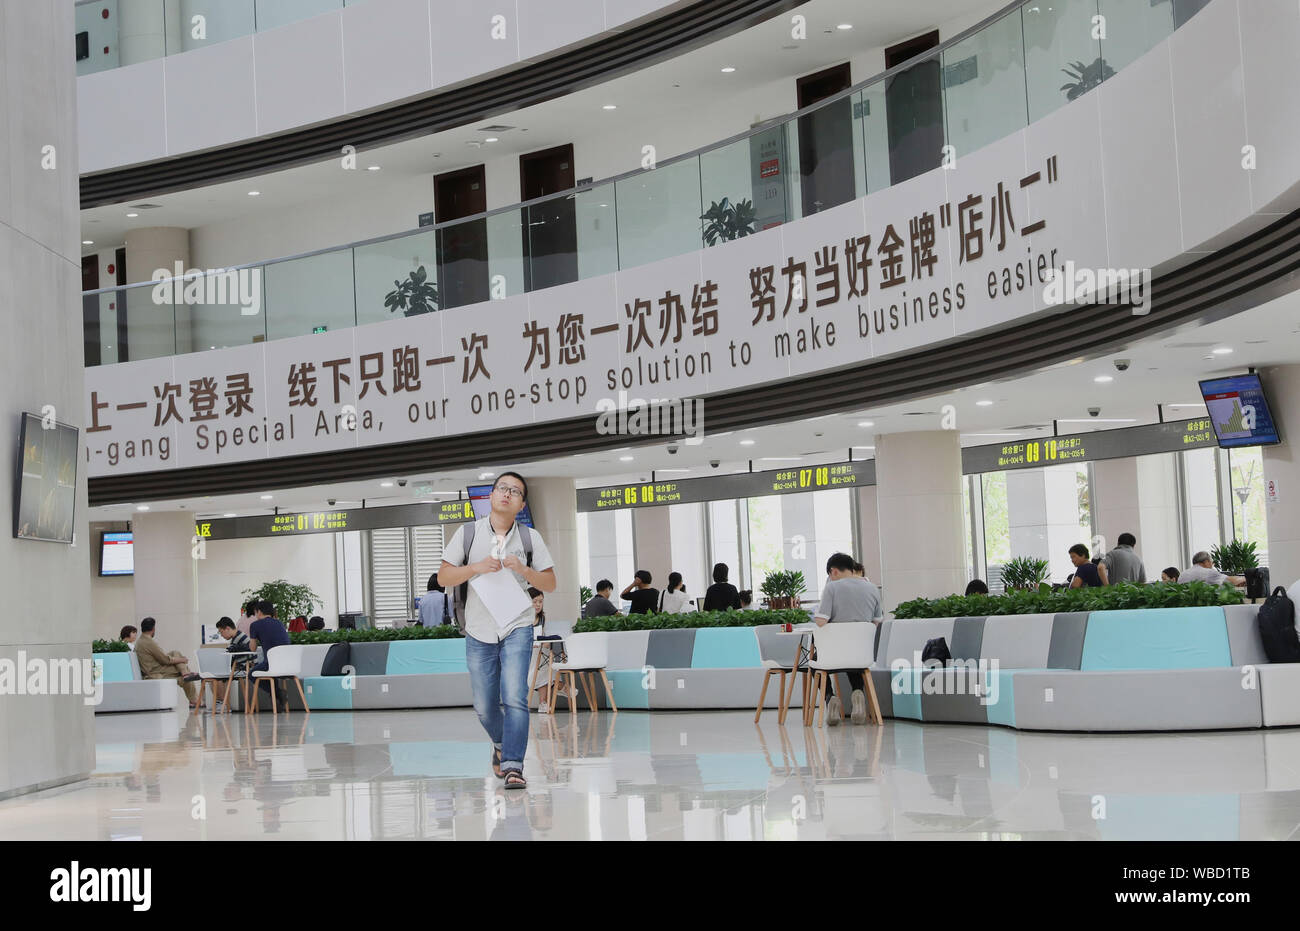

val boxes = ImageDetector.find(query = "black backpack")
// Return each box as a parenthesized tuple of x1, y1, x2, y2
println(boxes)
(1257, 586, 1300, 663)
(451, 520, 533, 632)
(922, 636, 952, 666)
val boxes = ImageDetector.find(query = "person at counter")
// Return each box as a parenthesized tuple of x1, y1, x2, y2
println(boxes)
(657, 572, 690, 613)
(307, 616, 326, 631)
(738, 590, 753, 609)
(1101, 533, 1146, 585)
(119, 625, 138, 649)
(965, 579, 989, 596)
(419, 576, 451, 627)
(215, 617, 254, 709)
(1161, 567, 1180, 583)
(1180, 551, 1245, 587)
(1068, 544, 1103, 588)
(702, 563, 742, 611)
(581, 580, 620, 618)
(622, 570, 660, 615)
(237, 602, 257, 638)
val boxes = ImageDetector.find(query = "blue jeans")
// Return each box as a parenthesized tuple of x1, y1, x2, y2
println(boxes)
(465, 626, 533, 772)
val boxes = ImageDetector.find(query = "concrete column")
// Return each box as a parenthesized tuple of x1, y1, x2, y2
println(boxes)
(1264, 364, 1300, 587)
(133, 512, 200, 644)
(780, 493, 819, 597)
(0, 0, 94, 798)
(631, 506, 672, 597)
(124, 226, 191, 356)
(856, 484, 882, 583)
(1092, 457, 1139, 554)
(1007, 466, 1085, 583)
(117, 0, 182, 66)
(529, 477, 580, 622)
(875, 431, 965, 615)
(1092, 454, 1179, 572)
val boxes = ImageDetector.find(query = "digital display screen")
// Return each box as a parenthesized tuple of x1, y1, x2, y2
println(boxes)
(196, 500, 474, 541)
(1199, 374, 1281, 448)
(576, 461, 875, 512)
(467, 484, 534, 526)
(100, 531, 134, 576)
(13, 412, 78, 544)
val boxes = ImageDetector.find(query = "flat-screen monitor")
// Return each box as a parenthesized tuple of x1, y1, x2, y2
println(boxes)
(466, 484, 534, 527)
(13, 412, 78, 543)
(1199, 374, 1282, 448)
(99, 531, 134, 576)
(338, 613, 370, 630)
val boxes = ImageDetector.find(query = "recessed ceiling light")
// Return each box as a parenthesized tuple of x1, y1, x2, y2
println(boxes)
(136, 505, 149, 511)
(739, 439, 755, 446)
(857, 420, 874, 427)
(479, 472, 495, 479)
(852, 446, 875, 450)
(1211, 347, 1233, 355)
(82, 240, 93, 245)
(380, 481, 394, 487)
(619, 456, 634, 462)
(975, 400, 994, 407)
(602, 104, 617, 110)
(484, 137, 499, 143)
(126, 212, 138, 217)
(366, 165, 381, 171)
(721, 66, 736, 73)
(247, 191, 260, 197)
(1167, 403, 1207, 408)
(1094, 375, 1114, 383)
(260, 494, 273, 500)
(223, 512, 237, 518)
(837, 23, 853, 29)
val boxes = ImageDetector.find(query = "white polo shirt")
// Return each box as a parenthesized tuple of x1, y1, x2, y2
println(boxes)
(443, 517, 554, 644)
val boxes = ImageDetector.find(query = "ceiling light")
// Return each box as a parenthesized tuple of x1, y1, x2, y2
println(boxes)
(619, 456, 634, 462)
(1094, 375, 1114, 383)
(126, 212, 138, 217)
(852, 446, 875, 450)
(739, 439, 755, 446)
(82, 240, 93, 245)
(857, 420, 874, 427)
(602, 104, 617, 110)
(975, 400, 994, 407)
(479, 472, 495, 479)
(720, 67, 736, 73)
(223, 512, 237, 518)
(366, 165, 381, 171)
(837, 23, 853, 29)
(1211, 347, 1233, 355)
(260, 494, 273, 500)
(380, 481, 394, 487)
(484, 137, 499, 143)
(136, 505, 149, 511)
(247, 191, 260, 197)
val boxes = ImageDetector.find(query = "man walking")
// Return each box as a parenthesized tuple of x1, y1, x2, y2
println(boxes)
(440, 472, 555, 789)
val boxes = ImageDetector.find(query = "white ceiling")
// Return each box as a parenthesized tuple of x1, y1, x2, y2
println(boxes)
(80, 0, 998, 255)
(88, 283, 1300, 521)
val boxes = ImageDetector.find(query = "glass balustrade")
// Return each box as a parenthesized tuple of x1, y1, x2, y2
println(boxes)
(83, 0, 1199, 366)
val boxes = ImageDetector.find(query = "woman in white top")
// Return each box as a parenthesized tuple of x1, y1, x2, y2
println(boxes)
(658, 572, 691, 614)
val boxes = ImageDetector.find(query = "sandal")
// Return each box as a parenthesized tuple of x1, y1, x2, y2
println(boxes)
(503, 770, 527, 790)
(491, 746, 504, 779)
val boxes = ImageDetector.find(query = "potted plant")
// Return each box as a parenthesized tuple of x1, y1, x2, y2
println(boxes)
(760, 570, 807, 609)
(1000, 556, 1050, 591)
(700, 197, 758, 245)
(384, 265, 440, 317)
(1060, 57, 1115, 101)
(242, 580, 322, 627)
(1212, 539, 1267, 597)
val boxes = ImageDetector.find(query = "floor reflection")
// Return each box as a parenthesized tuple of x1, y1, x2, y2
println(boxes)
(1, 707, 1298, 840)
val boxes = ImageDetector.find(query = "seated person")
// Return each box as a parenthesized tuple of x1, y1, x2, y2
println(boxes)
(738, 589, 753, 610)
(621, 570, 660, 615)
(133, 617, 202, 709)
(1180, 551, 1245, 586)
(1161, 566, 1180, 583)
(581, 579, 621, 618)
(418, 576, 450, 627)
(964, 579, 989, 596)
(119, 625, 138, 649)
(248, 600, 291, 706)
(813, 553, 883, 726)
(1068, 544, 1103, 588)
(657, 572, 691, 613)
(702, 563, 742, 611)
(214, 617, 254, 709)
(307, 616, 326, 631)
(531, 589, 567, 711)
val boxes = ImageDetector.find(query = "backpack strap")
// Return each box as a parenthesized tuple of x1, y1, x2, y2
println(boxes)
(517, 523, 533, 567)
(454, 521, 477, 632)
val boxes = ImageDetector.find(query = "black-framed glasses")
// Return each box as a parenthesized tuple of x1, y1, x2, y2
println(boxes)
(494, 484, 525, 500)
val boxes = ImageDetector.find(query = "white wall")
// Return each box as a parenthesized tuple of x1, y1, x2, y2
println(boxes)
(89, 522, 138, 642)
(196, 534, 339, 630)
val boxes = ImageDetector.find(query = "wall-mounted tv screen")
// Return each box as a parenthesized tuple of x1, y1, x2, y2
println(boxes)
(13, 412, 78, 543)
(99, 531, 134, 576)
(467, 484, 534, 527)
(1198, 374, 1282, 448)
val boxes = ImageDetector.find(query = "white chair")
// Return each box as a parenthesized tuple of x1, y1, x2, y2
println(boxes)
(753, 625, 809, 725)
(805, 623, 882, 727)
(550, 633, 616, 714)
(250, 645, 309, 715)
(194, 648, 233, 713)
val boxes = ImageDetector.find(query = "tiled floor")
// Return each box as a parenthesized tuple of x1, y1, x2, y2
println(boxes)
(3, 707, 1300, 839)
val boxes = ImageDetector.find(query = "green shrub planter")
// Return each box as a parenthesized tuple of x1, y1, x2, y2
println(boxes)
(574, 608, 810, 633)
(92, 639, 129, 653)
(894, 580, 1245, 619)
(289, 625, 465, 645)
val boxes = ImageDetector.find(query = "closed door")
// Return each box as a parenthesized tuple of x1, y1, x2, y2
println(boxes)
(885, 31, 943, 185)
(434, 165, 489, 309)
(796, 63, 855, 217)
(520, 144, 577, 291)
(82, 255, 100, 367)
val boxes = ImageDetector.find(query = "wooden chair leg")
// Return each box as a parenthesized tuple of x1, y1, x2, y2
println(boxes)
(565, 672, 576, 716)
(250, 679, 260, 714)
(862, 668, 883, 725)
(776, 670, 788, 725)
(598, 669, 617, 713)
(582, 672, 597, 712)
(755, 669, 772, 723)
(269, 679, 278, 715)
(294, 677, 310, 715)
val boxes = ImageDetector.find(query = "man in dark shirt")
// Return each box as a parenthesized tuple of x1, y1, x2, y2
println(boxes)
(1068, 544, 1103, 588)
(582, 580, 621, 618)
(248, 600, 290, 707)
(621, 571, 660, 614)
(702, 562, 742, 611)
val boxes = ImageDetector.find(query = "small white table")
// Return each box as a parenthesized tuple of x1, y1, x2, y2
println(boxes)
(529, 635, 567, 711)
(770, 626, 817, 725)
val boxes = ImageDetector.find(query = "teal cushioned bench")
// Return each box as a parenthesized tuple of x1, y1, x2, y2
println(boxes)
(1080, 607, 1231, 670)
(385, 638, 468, 675)
(97, 652, 135, 683)
(689, 627, 762, 669)
(304, 677, 354, 710)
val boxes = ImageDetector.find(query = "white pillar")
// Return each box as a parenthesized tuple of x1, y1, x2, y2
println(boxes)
(1263, 364, 1300, 587)
(1092, 454, 1179, 571)
(0, 0, 94, 798)
(875, 431, 965, 615)
(124, 226, 191, 356)
(856, 484, 882, 583)
(631, 506, 672, 598)
(528, 477, 580, 622)
(1007, 466, 1086, 583)
(133, 512, 200, 644)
